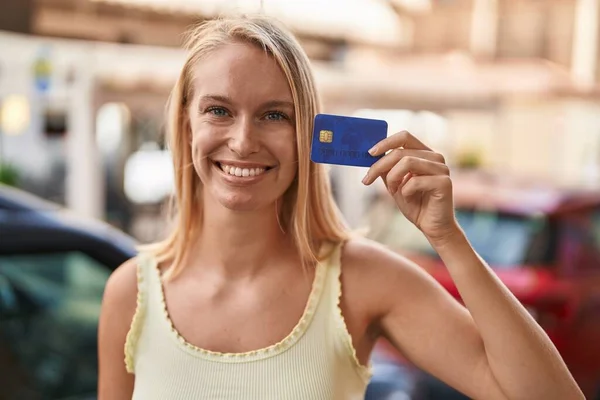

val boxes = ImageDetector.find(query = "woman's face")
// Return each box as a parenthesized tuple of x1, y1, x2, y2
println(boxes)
(188, 41, 298, 212)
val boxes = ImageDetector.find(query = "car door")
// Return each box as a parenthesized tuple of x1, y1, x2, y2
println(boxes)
(555, 206, 600, 397)
(0, 250, 115, 400)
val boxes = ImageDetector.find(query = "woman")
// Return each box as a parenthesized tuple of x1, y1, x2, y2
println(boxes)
(98, 15, 583, 400)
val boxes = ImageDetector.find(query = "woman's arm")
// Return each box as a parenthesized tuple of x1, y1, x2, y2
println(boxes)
(430, 225, 582, 399)
(360, 131, 583, 400)
(347, 235, 582, 400)
(97, 259, 138, 400)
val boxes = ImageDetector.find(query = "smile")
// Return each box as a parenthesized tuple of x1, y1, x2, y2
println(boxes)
(214, 161, 275, 180)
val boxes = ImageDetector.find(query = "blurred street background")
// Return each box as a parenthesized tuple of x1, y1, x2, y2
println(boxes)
(1, 0, 600, 399)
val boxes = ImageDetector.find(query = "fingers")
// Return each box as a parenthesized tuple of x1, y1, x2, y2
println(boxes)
(363, 149, 445, 185)
(362, 130, 449, 195)
(385, 156, 449, 194)
(400, 175, 452, 198)
(369, 130, 431, 156)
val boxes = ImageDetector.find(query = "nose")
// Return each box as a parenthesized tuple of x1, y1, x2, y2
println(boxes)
(227, 117, 260, 157)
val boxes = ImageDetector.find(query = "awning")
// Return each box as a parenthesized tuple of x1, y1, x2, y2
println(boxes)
(89, 0, 406, 46)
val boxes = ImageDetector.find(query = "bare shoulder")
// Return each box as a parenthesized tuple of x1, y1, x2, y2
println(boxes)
(342, 237, 411, 268)
(102, 257, 139, 311)
(341, 237, 446, 318)
(98, 258, 139, 397)
(99, 257, 140, 342)
(341, 236, 433, 283)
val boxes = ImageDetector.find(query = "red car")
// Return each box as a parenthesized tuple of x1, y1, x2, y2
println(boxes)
(368, 171, 600, 399)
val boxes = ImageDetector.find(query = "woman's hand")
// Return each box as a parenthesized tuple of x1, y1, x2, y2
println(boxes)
(362, 131, 458, 244)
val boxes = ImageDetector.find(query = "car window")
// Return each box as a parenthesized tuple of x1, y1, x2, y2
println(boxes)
(454, 210, 538, 266)
(366, 205, 551, 268)
(559, 209, 600, 274)
(522, 216, 558, 265)
(0, 251, 111, 399)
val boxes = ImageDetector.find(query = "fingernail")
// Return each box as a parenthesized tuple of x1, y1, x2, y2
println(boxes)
(368, 146, 377, 156)
(362, 173, 369, 185)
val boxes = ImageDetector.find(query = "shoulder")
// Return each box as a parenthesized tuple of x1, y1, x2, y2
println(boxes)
(340, 237, 442, 317)
(341, 236, 424, 279)
(342, 237, 405, 265)
(100, 257, 140, 336)
(103, 257, 139, 308)
(98, 258, 140, 389)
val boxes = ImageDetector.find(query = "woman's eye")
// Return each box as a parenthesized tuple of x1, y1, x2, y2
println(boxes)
(265, 111, 288, 121)
(206, 107, 229, 117)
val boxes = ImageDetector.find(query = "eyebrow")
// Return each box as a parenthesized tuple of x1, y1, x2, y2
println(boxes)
(261, 100, 295, 110)
(199, 94, 233, 105)
(199, 94, 294, 110)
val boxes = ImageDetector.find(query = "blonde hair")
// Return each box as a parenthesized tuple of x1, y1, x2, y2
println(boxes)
(143, 14, 352, 279)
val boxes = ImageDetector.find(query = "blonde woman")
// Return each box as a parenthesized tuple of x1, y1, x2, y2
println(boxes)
(98, 15, 583, 400)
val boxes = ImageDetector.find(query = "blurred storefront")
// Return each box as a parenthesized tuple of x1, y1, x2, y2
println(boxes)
(2, 0, 600, 239)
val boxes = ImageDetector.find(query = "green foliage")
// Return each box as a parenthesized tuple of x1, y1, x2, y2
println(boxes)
(0, 162, 20, 186)
(456, 149, 483, 169)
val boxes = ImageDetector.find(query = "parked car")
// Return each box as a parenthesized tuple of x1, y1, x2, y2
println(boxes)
(5, 170, 599, 400)
(366, 171, 600, 399)
(0, 184, 138, 400)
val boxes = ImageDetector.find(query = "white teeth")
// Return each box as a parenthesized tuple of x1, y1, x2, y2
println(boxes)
(218, 163, 267, 177)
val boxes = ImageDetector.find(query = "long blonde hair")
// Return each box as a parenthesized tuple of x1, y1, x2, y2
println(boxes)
(143, 15, 352, 279)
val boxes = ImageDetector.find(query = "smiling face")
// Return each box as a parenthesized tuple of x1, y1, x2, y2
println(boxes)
(187, 41, 298, 212)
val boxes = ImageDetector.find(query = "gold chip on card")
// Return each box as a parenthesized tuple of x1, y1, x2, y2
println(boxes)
(319, 130, 333, 143)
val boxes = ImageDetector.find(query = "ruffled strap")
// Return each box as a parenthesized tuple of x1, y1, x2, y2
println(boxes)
(329, 241, 373, 383)
(123, 253, 152, 374)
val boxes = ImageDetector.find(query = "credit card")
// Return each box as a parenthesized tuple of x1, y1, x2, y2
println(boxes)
(310, 113, 388, 167)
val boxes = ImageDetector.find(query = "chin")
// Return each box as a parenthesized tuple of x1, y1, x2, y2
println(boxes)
(216, 191, 272, 212)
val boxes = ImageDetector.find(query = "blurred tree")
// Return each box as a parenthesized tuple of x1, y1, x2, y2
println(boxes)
(0, 163, 20, 187)
(456, 149, 483, 169)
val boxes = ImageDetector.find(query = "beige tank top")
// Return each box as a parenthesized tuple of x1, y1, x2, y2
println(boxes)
(123, 243, 372, 399)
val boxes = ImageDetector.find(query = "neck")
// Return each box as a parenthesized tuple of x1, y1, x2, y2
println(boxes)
(188, 198, 294, 278)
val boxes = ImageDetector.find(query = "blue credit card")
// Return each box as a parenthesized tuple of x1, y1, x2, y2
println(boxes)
(310, 114, 388, 167)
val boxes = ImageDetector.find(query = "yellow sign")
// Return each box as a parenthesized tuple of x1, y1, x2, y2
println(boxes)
(0, 95, 30, 136)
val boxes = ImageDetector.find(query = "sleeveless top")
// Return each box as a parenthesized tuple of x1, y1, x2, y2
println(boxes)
(123, 243, 373, 399)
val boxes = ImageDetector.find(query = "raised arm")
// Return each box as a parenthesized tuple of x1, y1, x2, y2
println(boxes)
(360, 131, 583, 400)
